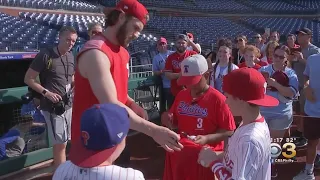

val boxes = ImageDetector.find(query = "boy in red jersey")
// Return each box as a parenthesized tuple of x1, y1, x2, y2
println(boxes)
(198, 68, 279, 180)
(162, 54, 236, 180)
(164, 34, 197, 98)
(71, 0, 183, 162)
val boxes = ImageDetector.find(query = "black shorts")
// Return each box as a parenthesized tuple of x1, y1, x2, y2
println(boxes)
(303, 114, 320, 140)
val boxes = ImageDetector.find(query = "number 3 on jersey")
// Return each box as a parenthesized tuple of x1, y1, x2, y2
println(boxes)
(197, 118, 203, 129)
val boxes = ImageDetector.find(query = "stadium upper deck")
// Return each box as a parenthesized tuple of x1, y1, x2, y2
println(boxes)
(0, 0, 319, 63)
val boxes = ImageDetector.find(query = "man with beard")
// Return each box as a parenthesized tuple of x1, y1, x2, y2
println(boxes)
(70, 0, 183, 163)
(164, 34, 197, 98)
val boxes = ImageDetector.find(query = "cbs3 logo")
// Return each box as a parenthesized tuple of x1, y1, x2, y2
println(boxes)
(271, 142, 296, 159)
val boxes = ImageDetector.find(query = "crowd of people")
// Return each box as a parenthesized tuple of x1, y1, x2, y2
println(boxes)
(153, 16, 320, 180)
(0, 0, 319, 179)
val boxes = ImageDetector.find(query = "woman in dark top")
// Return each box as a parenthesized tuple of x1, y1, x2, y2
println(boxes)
(232, 35, 248, 65)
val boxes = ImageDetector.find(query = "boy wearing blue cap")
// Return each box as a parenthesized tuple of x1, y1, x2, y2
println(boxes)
(53, 103, 145, 180)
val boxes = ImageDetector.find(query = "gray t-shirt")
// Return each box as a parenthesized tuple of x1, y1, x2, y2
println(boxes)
(29, 47, 75, 111)
(292, 43, 320, 87)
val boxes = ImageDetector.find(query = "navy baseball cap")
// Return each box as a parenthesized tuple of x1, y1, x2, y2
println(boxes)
(69, 103, 130, 168)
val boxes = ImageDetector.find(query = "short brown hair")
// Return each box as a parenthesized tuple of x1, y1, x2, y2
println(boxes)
(275, 45, 291, 56)
(59, 26, 77, 35)
(244, 45, 261, 57)
(105, 9, 133, 27)
(88, 23, 102, 31)
(217, 38, 233, 49)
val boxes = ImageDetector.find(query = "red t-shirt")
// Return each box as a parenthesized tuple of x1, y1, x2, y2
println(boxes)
(71, 34, 129, 142)
(169, 87, 236, 151)
(238, 62, 261, 70)
(164, 50, 197, 96)
(163, 138, 216, 180)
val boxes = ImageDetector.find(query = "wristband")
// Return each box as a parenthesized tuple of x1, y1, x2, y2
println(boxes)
(42, 89, 48, 96)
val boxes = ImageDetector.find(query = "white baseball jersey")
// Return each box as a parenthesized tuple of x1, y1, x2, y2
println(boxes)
(53, 161, 145, 180)
(223, 118, 271, 180)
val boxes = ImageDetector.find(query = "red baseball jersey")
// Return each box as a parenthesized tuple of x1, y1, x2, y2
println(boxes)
(163, 138, 216, 180)
(238, 62, 261, 70)
(169, 87, 236, 151)
(164, 50, 197, 96)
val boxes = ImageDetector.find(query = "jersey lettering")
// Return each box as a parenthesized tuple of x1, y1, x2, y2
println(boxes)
(172, 60, 181, 69)
(177, 101, 208, 118)
(197, 118, 203, 129)
(211, 162, 232, 180)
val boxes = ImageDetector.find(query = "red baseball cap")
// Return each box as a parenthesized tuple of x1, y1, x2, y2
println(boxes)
(177, 54, 208, 86)
(158, 37, 167, 44)
(222, 67, 279, 107)
(115, 0, 149, 25)
(187, 33, 194, 39)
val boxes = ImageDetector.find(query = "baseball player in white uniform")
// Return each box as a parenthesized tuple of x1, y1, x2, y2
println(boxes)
(53, 103, 144, 180)
(197, 67, 279, 180)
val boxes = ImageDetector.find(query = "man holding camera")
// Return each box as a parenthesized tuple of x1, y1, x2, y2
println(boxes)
(24, 26, 77, 170)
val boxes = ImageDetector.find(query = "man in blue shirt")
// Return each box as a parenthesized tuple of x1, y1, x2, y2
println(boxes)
(294, 54, 320, 180)
(152, 37, 174, 114)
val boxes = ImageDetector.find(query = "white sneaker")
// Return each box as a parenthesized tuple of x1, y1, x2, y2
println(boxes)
(293, 170, 315, 180)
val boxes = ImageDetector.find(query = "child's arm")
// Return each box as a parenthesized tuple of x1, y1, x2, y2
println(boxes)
(198, 148, 232, 179)
(193, 130, 233, 145)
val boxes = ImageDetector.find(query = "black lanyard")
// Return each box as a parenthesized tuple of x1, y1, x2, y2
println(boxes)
(57, 47, 69, 83)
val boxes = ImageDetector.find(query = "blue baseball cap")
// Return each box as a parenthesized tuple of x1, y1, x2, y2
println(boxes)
(69, 103, 130, 168)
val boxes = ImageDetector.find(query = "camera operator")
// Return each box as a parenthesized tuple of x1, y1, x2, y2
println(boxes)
(24, 26, 77, 170)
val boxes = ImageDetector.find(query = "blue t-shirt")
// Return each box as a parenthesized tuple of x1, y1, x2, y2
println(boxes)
(215, 66, 228, 93)
(259, 65, 299, 121)
(304, 54, 320, 117)
(152, 50, 174, 88)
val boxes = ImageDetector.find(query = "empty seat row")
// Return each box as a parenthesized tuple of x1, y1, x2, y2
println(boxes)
(0, 0, 101, 13)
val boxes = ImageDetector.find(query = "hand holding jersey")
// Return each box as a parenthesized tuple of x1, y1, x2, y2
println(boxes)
(198, 147, 223, 167)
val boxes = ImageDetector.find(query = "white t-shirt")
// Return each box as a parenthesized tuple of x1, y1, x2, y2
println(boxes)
(187, 43, 201, 53)
(223, 118, 271, 180)
(53, 161, 145, 180)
